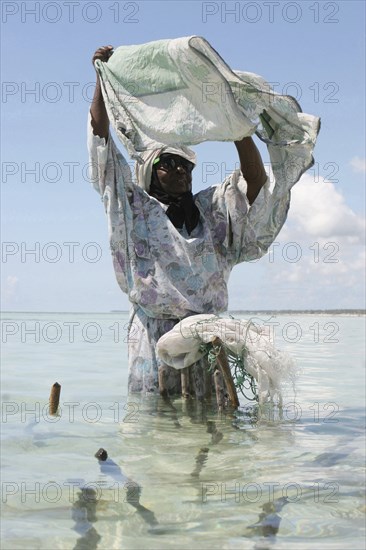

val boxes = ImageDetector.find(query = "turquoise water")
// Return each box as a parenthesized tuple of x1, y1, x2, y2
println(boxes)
(1, 312, 365, 549)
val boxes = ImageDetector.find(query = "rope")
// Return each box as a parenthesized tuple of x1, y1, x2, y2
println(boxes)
(199, 340, 258, 402)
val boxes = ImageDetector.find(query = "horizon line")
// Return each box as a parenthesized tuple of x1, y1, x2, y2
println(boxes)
(1, 309, 365, 314)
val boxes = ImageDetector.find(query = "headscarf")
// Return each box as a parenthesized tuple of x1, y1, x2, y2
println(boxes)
(135, 145, 200, 235)
(135, 145, 197, 191)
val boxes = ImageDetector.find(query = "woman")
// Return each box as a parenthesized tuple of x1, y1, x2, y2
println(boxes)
(88, 45, 297, 395)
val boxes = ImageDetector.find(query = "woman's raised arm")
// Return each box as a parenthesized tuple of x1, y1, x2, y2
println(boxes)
(234, 137, 267, 205)
(90, 45, 114, 140)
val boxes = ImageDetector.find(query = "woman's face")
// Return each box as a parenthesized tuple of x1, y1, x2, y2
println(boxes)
(154, 154, 194, 196)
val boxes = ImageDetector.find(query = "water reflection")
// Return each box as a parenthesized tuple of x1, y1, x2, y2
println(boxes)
(72, 488, 101, 550)
(68, 395, 232, 546)
(3, 314, 364, 549)
(64, 394, 364, 548)
(71, 461, 158, 548)
(245, 496, 289, 550)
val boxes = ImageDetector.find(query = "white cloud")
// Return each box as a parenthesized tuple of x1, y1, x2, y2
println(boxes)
(288, 174, 365, 242)
(250, 173, 366, 308)
(350, 156, 366, 173)
(3, 275, 19, 304)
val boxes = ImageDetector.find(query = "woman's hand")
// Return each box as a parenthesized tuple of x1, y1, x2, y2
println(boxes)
(92, 45, 114, 67)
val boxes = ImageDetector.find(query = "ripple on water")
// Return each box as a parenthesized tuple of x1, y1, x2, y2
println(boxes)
(1, 314, 365, 549)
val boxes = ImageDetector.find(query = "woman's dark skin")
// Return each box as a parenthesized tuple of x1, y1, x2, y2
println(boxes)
(90, 45, 267, 205)
(155, 155, 193, 197)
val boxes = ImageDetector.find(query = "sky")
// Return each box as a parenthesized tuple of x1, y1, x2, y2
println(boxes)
(1, 0, 365, 312)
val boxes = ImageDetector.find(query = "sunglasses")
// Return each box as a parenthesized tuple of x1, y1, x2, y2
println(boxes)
(153, 154, 194, 173)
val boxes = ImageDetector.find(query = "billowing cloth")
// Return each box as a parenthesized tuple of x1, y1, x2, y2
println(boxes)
(156, 314, 296, 404)
(95, 35, 320, 195)
(88, 36, 320, 394)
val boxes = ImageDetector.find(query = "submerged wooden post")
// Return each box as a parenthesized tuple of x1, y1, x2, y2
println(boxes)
(203, 359, 213, 401)
(49, 382, 61, 415)
(181, 367, 190, 398)
(192, 361, 205, 401)
(213, 368, 225, 410)
(158, 366, 168, 397)
(95, 448, 108, 461)
(211, 337, 240, 409)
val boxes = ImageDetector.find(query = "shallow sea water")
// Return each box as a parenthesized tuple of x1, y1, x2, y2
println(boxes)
(1, 312, 365, 549)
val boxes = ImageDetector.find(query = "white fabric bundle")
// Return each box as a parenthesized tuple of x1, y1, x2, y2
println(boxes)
(156, 314, 296, 404)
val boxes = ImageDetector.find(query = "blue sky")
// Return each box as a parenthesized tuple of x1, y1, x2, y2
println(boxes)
(1, 0, 365, 311)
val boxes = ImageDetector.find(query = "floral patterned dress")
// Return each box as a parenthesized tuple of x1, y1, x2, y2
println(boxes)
(88, 36, 320, 395)
(87, 119, 297, 395)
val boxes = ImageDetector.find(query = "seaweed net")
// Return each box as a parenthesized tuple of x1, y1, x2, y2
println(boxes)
(156, 314, 297, 405)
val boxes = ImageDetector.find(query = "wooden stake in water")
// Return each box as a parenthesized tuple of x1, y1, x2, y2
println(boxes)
(158, 365, 168, 398)
(49, 382, 61, 415)
(211, 337, 240, 409)
(213, 368, 225, 411)
(181, 367, 190, 398)
(95, 448, 108, 461)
